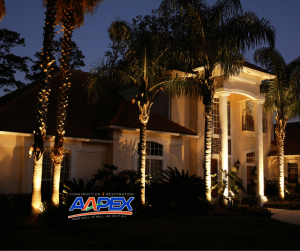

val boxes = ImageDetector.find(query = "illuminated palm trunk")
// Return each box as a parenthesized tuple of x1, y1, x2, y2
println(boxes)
(31, 0, 56, 215)
(0, 0, 6, 21)
(32, 156, 43, 215)
(52, 7, 74, 205)
(137, 96, 152, 206)
(275, 117, 287, 201)
(204, 73, 214, 202)
(204, 104, 213, 201)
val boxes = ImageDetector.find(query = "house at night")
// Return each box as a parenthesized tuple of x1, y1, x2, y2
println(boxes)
(1, 63, 297, 206)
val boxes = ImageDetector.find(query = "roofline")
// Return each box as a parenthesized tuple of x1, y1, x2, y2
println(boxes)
(95, 125, 199, 138)
(0, 131, 113, 143)
(192, 65, 276, 79)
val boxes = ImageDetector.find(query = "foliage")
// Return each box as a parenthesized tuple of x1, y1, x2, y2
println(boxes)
(249, 166, 257, 197)
(26, 38, 85, 82)
(227, 166, 246, 200)
(264, 200, 300, 210)
(265, 179, 300, 201)
(93, 163, 151, 195)
(158, 166, 206, 208)
(40, 201, 68, 226)
(60, 178, 100, 206)
(0, 193, 31, 226)
(0, 28, 30, 92)
(239, 206, 271, 218)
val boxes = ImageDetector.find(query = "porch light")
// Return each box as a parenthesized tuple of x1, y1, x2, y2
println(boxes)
(235, 159, 241, 169)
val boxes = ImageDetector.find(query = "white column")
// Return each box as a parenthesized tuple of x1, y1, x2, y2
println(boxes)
(219, 93, 229, 198)
(254, 99, 267, 206)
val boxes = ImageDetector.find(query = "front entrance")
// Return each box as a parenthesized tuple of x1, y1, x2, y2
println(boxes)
(211, 158, 218, 198)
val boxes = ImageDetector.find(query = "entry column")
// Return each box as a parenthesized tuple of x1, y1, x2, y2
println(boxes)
(219, 93, 230, 198)
(254, 99, 267, 206)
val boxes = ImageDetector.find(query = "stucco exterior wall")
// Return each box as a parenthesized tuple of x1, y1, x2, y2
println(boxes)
(0, 133, 110, 193)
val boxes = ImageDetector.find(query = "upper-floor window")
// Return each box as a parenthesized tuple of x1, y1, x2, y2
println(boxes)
(262, 110, 267, 133)
(212, 98, 231, 136)
(242, 100, 254, 131)
(138, 141, 163, 182)
(41, 149, 71, 201)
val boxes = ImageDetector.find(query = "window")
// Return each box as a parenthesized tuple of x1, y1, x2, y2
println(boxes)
(288, 163, 298, 183)
(228, 101, 231, 136)
(212, 98, 231, 135)
(262, 111, 267, 133)
(242, 100, 254, 131)
(246, 152, 255, 193)
(41, 149, 71, 201)
(213, 98, 220, 134)
(138, 141, 163, 182)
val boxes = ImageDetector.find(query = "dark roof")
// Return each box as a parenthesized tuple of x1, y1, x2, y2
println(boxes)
(243, 61, 272, 75)
(268, 122, 300, 156)
(93, 99, 197, 135)
(0, 70, 196, 140)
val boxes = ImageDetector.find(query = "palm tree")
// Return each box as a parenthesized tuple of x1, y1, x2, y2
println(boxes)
(254, 47, 300, 200)
(159, 0, 275, 201)
(0, 0, 6, 21)
(51, 0, 102, 205)
(86, 18, 181, 206)
(30, 0, 57, 216)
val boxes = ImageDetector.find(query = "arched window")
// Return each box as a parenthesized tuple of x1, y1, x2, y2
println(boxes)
(41, 149, 71, 201)
(242, 100, 254, 131)
(138, 141, 163, 182)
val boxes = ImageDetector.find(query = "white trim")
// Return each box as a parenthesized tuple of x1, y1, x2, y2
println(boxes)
(95, 125, 199, 138)
(0, 131, 113, 143)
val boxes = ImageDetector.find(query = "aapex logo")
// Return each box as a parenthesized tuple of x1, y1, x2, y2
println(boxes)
(68, 194, 134, 219)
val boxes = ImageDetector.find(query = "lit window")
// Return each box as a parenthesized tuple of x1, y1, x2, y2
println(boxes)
(41, 149, 71, 201)
(138, 141, 163, 182)
(288, 163, 298, 183)
(242, 100, 254, 131)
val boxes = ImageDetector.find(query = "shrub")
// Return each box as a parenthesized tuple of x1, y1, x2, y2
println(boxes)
(40, 202, 69, 226)
(158, 167, 206, 209)
(60, 178, 100, 206)
(0, 193, 31, 227)
(239, 206, 271, 218)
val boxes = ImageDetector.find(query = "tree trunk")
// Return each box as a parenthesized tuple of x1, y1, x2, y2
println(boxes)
(139, 122, 147, 206)
(275, 117, 287, 201)
(31, 156, 43, 216)
(204, 103, 213, 201)
(277, 137, 285, 200)
(51, 7, 74, 206)
(31, 0, 56, 215)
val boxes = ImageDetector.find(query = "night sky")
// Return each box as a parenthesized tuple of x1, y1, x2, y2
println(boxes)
(1, 0, 300, 97)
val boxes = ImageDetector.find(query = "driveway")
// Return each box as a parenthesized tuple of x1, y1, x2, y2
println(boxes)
(268, 208, 300, 225)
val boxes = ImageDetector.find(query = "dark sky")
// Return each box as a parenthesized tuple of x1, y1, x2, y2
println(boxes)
(1, 0, 300, 97)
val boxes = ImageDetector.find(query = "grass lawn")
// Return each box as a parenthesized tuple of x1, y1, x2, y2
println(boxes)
(1, 215, 300, 250)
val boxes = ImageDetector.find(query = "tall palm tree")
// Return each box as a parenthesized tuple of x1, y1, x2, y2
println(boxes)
(159, 0, 275, 201)
(86, 18, 182, 206)
(254, 47, 300, 200)
(0, 0, 6, 21)
(30, 0, 57, 216)
(51, 0, 102, 205)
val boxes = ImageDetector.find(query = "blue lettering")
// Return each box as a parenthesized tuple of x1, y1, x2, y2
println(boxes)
(108, 197, 123, 211)
(120, 197, 134, 211)
(69, 197, 84, 211)
(97, 197, 111, 210)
